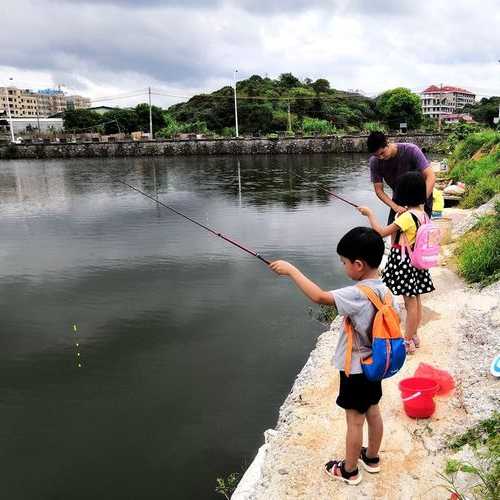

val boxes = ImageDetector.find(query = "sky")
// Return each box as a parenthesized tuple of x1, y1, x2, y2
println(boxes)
(0, 0, 499, 108)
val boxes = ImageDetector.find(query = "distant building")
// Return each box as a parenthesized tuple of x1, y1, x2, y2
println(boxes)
(420, 85, 476, 120)
(0, 86, 91, 118)
(440, 113, 475, 124)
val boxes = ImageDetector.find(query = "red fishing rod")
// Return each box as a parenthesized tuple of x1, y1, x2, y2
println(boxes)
(293, 172, 359, 208)
(117, 179, 271, 265)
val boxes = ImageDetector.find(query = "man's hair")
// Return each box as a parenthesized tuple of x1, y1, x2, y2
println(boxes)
(367, 131, 388, 154)
(394, 172, 427, 207)
(337, 227, 384, 269)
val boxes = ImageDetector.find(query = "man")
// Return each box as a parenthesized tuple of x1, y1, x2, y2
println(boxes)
(367, 131, 435, 223)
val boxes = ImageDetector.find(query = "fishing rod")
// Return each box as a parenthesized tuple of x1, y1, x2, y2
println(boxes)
(292, 172, 359, 208)
(117, 179, 271, 266)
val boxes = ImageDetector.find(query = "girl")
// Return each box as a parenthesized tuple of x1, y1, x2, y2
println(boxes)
(358, 172, 435, 353)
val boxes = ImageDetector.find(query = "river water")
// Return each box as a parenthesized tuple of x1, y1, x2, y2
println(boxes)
(0, 154, 387, 499)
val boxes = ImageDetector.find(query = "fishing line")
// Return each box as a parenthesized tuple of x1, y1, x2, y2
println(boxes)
(116, 179, 271, 266)
(292, 172, 359, 208)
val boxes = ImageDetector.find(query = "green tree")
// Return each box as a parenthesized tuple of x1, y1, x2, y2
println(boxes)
(311, 78, 330, 94)
(102, 109, 139, 134)
(465, 96, 500, 127)
(135, 103, 166, 135)
(278, 72, 301, 89)
(63, 109, 102, 132)
(376, 87, 423, 130)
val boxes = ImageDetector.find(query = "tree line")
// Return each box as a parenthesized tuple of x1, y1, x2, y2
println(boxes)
(63, 73, 500, 137)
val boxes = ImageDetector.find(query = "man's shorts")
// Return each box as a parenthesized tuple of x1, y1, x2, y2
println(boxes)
(336, 371, 382, 414)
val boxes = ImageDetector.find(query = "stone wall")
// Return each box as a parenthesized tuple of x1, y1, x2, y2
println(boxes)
(0, 134, 443, 160)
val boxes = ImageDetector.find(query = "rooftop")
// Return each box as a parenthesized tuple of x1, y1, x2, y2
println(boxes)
(422, 85, 475, 95)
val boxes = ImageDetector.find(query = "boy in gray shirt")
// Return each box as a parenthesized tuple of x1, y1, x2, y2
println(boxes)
(270, 227, 392, 486)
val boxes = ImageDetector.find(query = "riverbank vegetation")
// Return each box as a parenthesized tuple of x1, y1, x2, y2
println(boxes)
(62, 74, 442, 137)
(442, 413, 500, 500)
(444, 130, 500, 285)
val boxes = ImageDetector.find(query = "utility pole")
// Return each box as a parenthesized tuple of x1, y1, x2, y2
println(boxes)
(4, 87, 15, 143)
(5, 77, 15, 143)
(287, 99, 292, 133)
(148, 86, 153, 140)
(233, 69, 239, 138)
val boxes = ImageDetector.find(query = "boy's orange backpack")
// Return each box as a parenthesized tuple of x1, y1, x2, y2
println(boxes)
(344, 285, 406, 381)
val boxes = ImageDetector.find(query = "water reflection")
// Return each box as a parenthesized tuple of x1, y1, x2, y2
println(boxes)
(0, 154, 381, 500)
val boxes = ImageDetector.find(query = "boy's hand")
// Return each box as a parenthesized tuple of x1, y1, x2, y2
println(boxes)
(269, 260, 295, 276)
(357, 206, 373, 216)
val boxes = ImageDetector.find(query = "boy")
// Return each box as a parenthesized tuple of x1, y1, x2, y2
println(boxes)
(270, 227, 395, 485)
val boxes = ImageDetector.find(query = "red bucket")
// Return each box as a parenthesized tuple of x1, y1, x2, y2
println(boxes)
(399, 377, 439, 418)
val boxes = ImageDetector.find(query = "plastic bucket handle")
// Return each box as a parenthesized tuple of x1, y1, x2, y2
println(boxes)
(402, 391, 422, 402)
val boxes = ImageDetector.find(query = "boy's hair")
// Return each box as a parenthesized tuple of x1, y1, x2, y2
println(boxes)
(367, 131, 388, 153)
(337, 227, 384, 268)
(394, 171, 427, 207)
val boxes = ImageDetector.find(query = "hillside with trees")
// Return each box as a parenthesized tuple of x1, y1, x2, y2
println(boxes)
(62, 74, 497, 138)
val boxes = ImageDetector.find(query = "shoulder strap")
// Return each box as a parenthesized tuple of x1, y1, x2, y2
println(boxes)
(356, 284, 384, 309)
(344, 317, 354, 377)
(344, 285, 382, 376)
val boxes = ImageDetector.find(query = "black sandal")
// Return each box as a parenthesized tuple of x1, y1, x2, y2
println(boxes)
(358, 447, 381, 473)
(324, 459, 362, 485)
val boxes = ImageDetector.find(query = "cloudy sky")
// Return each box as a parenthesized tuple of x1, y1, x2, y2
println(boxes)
(0, 0, 499, 108)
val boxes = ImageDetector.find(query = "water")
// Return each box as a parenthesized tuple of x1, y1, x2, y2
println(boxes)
(0, 154, 387, 500)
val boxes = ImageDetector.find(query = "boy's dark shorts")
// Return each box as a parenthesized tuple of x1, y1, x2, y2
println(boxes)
(336, 371, 382, 414)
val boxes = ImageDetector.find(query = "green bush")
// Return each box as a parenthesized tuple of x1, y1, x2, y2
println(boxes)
(462, 176, 500, 208)
(363, 121, 386, 132)
(451, 131, 500, 163)
(301, 117, 336, 135)
(442, 413, 500, 500)
(455, 211, 500, 284)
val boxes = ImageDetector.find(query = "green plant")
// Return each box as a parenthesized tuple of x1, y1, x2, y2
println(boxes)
(440, 413, 500, 500)
(455, 212, 500, 285)
(215, 472, 241, 499)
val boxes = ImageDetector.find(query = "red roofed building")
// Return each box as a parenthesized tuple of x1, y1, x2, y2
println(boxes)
(420, 85, 476, 120)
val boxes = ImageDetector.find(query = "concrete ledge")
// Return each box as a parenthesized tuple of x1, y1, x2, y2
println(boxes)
(0, 134, 443, 159)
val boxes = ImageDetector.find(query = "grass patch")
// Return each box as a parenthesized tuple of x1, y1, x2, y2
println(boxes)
(446, 133, 500, 209)
(451, 131, 500, 163)
(455, 209, 500, 285)
(441, 413, 500, 500)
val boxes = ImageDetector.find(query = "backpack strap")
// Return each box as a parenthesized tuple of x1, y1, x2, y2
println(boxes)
(398, 211, 421, 259)
(357, 285, 400, 339)
(343, 285, 395, 376)
(344, 317, 354, 377)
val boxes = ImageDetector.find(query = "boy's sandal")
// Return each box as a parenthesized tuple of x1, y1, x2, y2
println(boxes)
(324, 460, 362, 485)
(358, 447, 381, 473)
(405, 339, 416, 354)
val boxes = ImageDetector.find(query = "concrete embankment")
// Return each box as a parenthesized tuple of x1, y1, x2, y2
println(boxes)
(0, 134, 443, 159)
(233, 199, 500, 500)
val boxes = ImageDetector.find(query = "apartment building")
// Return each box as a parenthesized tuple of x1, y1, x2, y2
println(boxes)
(420, 85, 476, 119)
(0, 86, 91, 118)
(0, 87, 38, 118)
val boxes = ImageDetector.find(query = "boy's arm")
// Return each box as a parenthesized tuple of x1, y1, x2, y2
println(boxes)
(358, 206, 399, 238)
(269, 261, 335, 305)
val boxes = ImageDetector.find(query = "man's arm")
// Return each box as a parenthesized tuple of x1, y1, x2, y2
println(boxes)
(269, 261, 335, 305)
(422, 166, 436, 198)
(374, 182, 407, 215)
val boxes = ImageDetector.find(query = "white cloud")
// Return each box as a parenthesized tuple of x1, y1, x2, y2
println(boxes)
(0, 0, 498, 108)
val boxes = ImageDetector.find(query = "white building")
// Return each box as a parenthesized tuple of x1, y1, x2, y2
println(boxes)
(420, 85, 476, 119)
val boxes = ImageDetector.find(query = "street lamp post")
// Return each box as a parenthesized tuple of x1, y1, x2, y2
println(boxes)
(5, 77, 15, 142)
(233, 69, 239, 138)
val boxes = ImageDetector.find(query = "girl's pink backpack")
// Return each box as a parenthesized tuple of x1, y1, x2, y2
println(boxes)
(401, 211, 441, 269)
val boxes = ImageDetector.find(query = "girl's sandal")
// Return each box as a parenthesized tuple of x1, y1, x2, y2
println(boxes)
(324, 460, 362, 485)
(405, 339, 416, 354)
